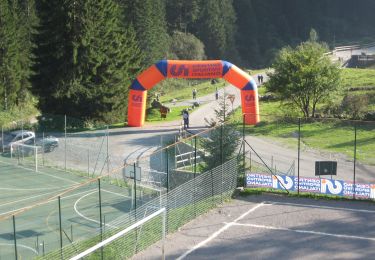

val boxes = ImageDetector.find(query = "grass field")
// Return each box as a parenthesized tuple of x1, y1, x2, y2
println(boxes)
(158, 79, 225, 104)
(146, 105, 195, 123)
(232, 107, 375, 164)
(341, 68, 375, 88)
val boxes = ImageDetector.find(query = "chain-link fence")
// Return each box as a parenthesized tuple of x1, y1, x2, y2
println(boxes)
(0, 115, 243, 260)
(242, 114, 375, 198)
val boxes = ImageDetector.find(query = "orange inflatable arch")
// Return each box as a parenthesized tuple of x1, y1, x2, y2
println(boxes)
(127, 60, 260, 127)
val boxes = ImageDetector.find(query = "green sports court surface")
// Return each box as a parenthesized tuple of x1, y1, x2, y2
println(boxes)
(0, 156, 138, 260)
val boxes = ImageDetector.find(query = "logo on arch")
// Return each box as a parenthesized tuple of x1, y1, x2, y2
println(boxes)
(170, 65, 189, 77)
(132, 95, 142, 103)
(245, 94, 254, 105)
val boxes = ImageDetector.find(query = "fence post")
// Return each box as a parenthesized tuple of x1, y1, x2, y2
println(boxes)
(194, 136, 197, 177)
(211, 170, 214, 206)
(98, 178, 104, 259)
(249, 151, 252, 172)
(87, 149, 90, 176)
(64, 115, 67, 172)
(194, 136, 197, 217)
(106, 126, 109, 175)
(220, 124, 224, 203)
(58, 196, 63, 259)
(133, 163, 137, 211)
(13, 215, 17, 260)
(165, 148, 169, 234)
(242, 140, 246, 187)
(297, 118, 301, 194)
(242, 114, 245, 140)
(2, 126, 4, 153)
(353, 123, 357, 199)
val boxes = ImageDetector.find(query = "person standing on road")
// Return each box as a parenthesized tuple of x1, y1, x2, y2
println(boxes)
(192, 88, 197, 100)
(182, 110, 189, 129)
(215, 88, 219, 100)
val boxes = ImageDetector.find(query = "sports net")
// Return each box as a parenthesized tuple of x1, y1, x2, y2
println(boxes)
(10, 143, 41, 171)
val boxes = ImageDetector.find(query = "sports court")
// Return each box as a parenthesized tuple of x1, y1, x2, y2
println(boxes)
(134, 194, 375, 259)
(0, 156, 146, 259)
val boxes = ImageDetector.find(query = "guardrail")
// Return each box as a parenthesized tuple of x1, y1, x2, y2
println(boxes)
(325, 42, 375, 57)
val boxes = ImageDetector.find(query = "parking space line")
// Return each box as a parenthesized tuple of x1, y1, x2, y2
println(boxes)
(267, 201, 375, 214)
(176, 202, 267, 260)
(231, 222, 375, 242)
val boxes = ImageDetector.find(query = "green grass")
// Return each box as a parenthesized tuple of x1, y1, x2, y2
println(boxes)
(158, 79, 225, 103)
(145, 105, 196, 122)
(232, 105, 375, 164)
(341, 68, 375, 88)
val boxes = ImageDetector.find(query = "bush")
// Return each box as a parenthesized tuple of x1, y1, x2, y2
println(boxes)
(364, 111, 375, 121)
(340, 94, 369, 119)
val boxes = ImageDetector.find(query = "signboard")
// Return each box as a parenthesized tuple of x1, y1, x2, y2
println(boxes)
(246, 172, 375, 199)
(227, 94, 235, 105)
(315, 161, 337, 176)
(123, 165, 141, 181)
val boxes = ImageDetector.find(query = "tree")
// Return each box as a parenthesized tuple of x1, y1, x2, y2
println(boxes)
(122, 0, 169, 66)
(201, 95, 241, 171)
(33, 0, 143, 122)
(0, 0, 35, 110)
(32, 0, 73, 112)
(197, 0, 239, 61)
(168, 31, 205, 60)
(165, 0, 200, 33)
(266, 38, 341, 118)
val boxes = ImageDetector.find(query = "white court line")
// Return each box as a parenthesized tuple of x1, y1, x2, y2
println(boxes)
(0, 189, 96, 216)
(0, 187, 67, 208)
(267, 201, 375, 214)
(177, 202, 267, 260)
(0, 243, 38, 254)
(0, 186, 72, 191)
(102, 189, 130, 198)
(73, 189, 131, 229)
(0, 160, 79, 184)
(231, 222, 375, 242)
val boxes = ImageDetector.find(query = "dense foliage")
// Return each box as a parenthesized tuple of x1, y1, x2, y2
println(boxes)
(1, 0, 375, 122)
(266, 34, 341, 118)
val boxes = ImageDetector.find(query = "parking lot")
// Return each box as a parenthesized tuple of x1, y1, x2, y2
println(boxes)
(134, 194, 375, 259)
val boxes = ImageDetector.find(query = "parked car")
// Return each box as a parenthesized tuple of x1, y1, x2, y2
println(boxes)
(2, 130, 35, 152)
(2, 130, 59, 153)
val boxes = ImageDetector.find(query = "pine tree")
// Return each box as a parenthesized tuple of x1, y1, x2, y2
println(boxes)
(65, 0, 143, 121)
(32, 0, 73, 112)
(201, 95, 241, 171)
(0, 0, 35, 110)
(166, 0, 200, 33)
(123, 0, 169, 66)
(197, 0, 239, 61)
(33, 0, 143, 122)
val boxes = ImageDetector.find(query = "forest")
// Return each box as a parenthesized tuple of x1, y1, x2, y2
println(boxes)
(1, 0, 375, 123)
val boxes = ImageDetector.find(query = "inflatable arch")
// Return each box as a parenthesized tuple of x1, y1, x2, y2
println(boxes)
(127, 60, 260, 127)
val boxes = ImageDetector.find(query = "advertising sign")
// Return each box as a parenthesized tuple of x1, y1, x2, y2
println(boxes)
(246, 172, 375, 200)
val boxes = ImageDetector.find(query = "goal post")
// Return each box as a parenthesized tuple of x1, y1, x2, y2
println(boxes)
(70, 207, 166, 260)
(10, 143, 41, 172)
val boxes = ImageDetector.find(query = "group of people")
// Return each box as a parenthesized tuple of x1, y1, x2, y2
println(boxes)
(257, 74, 264, 84)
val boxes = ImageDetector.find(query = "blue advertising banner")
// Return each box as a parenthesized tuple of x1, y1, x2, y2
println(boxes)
(246, 173, 375, 200)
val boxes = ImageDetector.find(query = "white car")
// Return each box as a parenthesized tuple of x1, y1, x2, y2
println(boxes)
(3, 130, 35, 151)
(2, 130, 59, 153)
